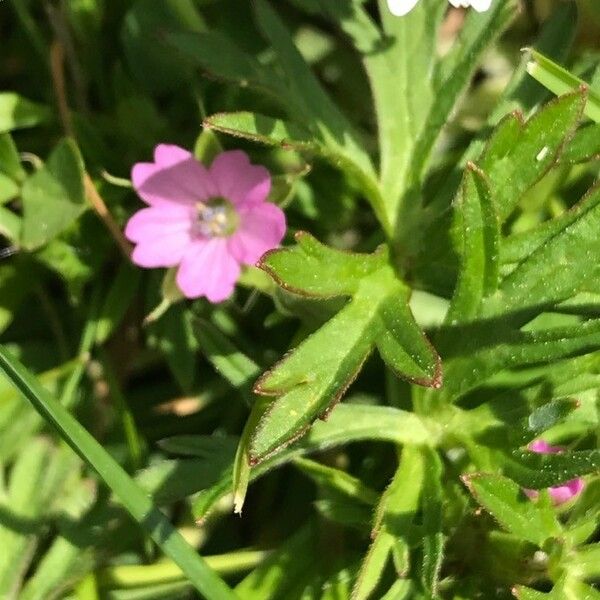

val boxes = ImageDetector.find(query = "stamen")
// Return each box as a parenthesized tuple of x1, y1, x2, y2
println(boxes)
(193, 197, 239, 238)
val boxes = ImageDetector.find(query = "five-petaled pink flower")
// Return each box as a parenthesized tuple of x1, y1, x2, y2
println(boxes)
(524, 440, 584, 505)
(125, 145, 286, 302)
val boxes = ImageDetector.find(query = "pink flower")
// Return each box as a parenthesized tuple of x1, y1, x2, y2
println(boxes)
(524, 440, 584, 505)
(125, 145, 286, 302)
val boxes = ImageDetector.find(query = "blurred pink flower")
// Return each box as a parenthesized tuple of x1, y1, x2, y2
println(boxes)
(386, 0, 491, 16)
(524, 440, 584, 505)
(125, 145, 286, 302)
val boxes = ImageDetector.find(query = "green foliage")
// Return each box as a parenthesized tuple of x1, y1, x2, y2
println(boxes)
(1, 1, 600, 598)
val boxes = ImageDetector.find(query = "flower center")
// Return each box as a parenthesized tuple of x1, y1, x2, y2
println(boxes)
(193, 197, 239, 238)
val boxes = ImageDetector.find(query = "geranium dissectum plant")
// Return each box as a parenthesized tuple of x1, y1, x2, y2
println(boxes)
(1, 1, 599, 599)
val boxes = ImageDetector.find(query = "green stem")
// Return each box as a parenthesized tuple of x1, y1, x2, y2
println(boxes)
(99, 549, 270, 588)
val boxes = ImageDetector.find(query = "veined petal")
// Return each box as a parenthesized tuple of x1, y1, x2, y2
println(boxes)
(176, 238, 240, 302)
(386, 0, 421, 16)
(209, 150, 271, 207)
(126, 206, 192, 268)
(131, 144, 217, 207)
(228, 202, 286, 265)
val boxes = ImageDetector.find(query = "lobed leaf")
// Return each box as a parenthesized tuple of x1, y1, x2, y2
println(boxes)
(462, 473, 561, 546)
(251, 262, 440, 462)
(502, 448, 600, 489)
(492, 183, 600, 314)
(259, 232, 387, 298)
(479, 90, 586, 222)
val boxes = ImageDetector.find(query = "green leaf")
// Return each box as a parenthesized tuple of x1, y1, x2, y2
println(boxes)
(317, 0, 443, 223)
(193, 318, 262, 403)
(0, 440, 77, 597)
(235, 525, 316, 600)
(259, 232, 387, 298)
(204, 112, 315, 152)
(446, 164, 498, 323)
(252, 0, 374, 179)
(462, 473, 561, 546)
(410, 0, 518, 180)
(293, 457, 379, 506)
(166, 30, 289, 106)
(525, 399, 580, 438)
(439, 318, 600, 401)
(561, 122, 600, 163)
(149, 304, 198, 393)
(179, 403, 437, 520)
(0, 261, 38, 335)
(479, 90, 586, 222)
(502, 448, 600, 489)
(0, 346, 236, 600)
(95, 263, 141, 345)
(20, 139, 87, 251)
(490, 183, 600, 313)
(0, 93, 51, 133)
(526, 49, 600, 122)
(252, 239, 440, 461)
(0, 133, 25, 182)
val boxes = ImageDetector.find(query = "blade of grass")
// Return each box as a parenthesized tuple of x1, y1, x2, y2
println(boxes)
(0, 345, 236, 600)
(526, 49, 600, 122)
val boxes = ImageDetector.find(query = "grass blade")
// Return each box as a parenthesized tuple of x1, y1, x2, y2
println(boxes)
(0, 345, 236, 600)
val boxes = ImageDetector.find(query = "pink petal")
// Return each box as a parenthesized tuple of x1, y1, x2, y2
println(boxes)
(176, 238, 240, 302)
(131, 144, 217, 207)
(529, 440, 562, 454)
(548, 479, 585, 505)
(126, 207, 192, 267)
(228, 202, 286, 265)
(209, 150, 271, 207)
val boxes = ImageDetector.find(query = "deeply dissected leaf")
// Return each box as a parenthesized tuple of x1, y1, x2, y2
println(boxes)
(462, 473, 561, 546)
(251, 234, 440, 461)
(438, 318, 600, 401)
(20, 139, 87, 251)
(502, 448, 600, 489)
(490, 183, 600, 314)
(479, 90, 585, 222)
